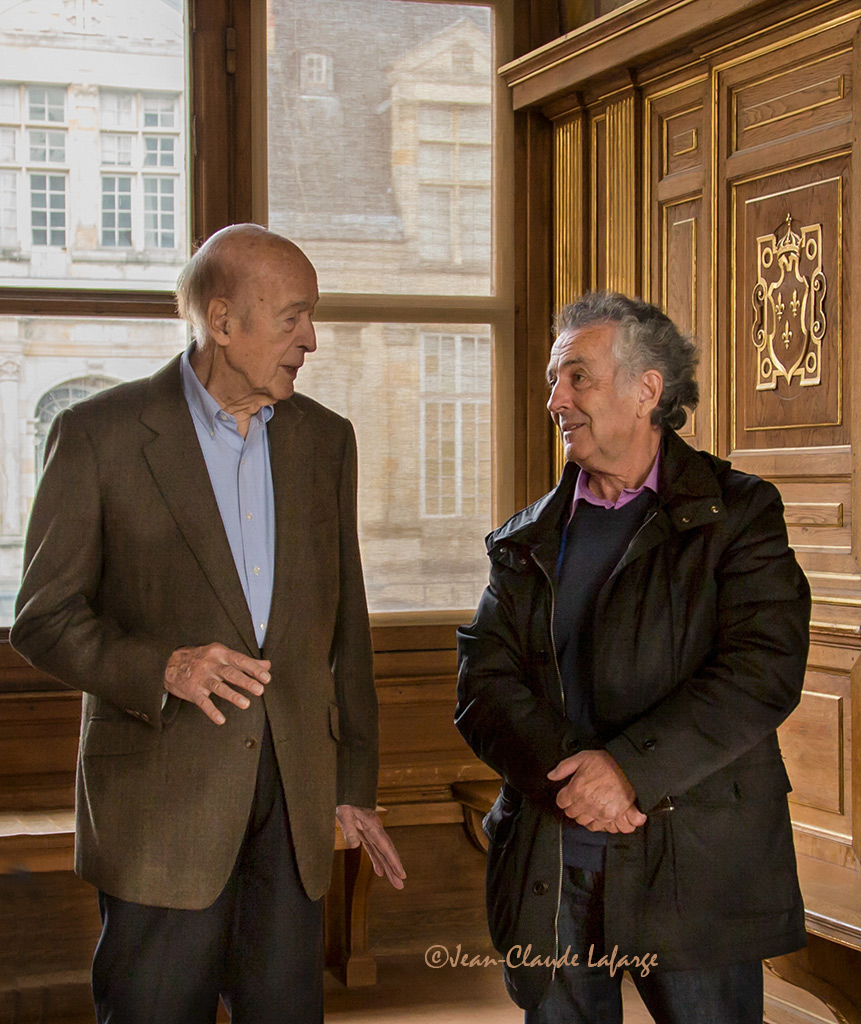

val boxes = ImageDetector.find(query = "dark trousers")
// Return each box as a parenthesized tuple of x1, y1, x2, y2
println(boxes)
(92, 722, 324, 1024)
(525, 867, 764, 1024)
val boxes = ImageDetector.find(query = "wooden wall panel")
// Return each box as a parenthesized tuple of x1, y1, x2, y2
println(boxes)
(731, 158, 847, 451)
(589, 113, 607, 289)
(730, 43, 853, 158)
(645, 76, 711, 453)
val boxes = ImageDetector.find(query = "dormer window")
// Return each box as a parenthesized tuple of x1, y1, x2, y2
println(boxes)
(300, 52, 333, 94)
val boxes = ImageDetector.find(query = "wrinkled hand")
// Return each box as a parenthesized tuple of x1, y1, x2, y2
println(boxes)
(164, 643, 271, 725)
(336, 805, 406, 890)
(548, 750, 646, 833)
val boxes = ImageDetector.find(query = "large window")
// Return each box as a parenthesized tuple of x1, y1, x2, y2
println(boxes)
(0, 0, 513, 629)
(267, 0, 512, 613)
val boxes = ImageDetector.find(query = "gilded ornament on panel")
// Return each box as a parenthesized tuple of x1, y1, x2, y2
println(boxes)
(751, 215, 826, 391)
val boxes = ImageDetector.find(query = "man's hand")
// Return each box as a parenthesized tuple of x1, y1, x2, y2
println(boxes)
(164, 643, 271, 725)
(336, 805, 406, 890)
(548, 749, 646, 832)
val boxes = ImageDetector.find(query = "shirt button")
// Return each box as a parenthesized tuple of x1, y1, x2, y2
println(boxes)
(209, 430, 214, 438)
(246, 512, 253, 520)
(259, 622, 266, 631)
(253, 565, 261, 575)
(245, 737, 257, 749)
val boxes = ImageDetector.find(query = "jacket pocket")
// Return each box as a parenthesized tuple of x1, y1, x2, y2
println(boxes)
(81, 716, 159, 757)
(675, 758, 791, 806)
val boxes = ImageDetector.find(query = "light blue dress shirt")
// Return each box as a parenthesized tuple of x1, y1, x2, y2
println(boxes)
(180, 348, 275, 650)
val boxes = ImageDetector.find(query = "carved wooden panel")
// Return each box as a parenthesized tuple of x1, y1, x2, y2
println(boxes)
(661, 198, 700, 440)
(662, 103, 703, 179)
(644, 76, 710, 452)
(731, 156, 847, 451)
(730, 45, 853, 156)
(589, 112, 607, 289)
(780, 686, 844, 815)
(782, 640, 857, 870)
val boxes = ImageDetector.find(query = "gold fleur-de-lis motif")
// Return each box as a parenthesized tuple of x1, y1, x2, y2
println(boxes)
(752, 215, 825, 390)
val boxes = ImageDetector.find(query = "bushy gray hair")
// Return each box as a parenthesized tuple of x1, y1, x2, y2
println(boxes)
(554, 291, 699, 431)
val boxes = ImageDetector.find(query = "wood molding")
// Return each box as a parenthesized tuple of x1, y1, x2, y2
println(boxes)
(499, 0, 786, 109)
(605, 89, 641, 295)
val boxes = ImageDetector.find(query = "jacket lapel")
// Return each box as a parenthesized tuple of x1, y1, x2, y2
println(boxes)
(140, 353, 259, 655)
(612, 430, 725, 575)
(263, 396, 309, 654)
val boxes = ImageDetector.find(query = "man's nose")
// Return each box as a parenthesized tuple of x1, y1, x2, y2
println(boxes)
(301, 318, 317, 353)
(547, 379, 567, 416)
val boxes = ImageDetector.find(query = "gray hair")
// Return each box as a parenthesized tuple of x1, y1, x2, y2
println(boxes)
(554, 291, 699, 431)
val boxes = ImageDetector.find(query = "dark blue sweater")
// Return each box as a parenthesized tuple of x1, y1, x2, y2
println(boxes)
(554, 489, 656, 869)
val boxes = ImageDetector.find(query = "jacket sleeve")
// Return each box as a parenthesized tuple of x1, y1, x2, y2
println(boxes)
(456, 558, 582, 806)
(10, 407, 173, 726)
(329, 420, 379, 808)
(605, 479, 810, 813)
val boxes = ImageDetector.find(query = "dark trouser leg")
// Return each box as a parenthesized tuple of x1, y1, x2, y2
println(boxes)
(634, 959, 764, 1024)
(92, 888, 226, 1024)
(221, 723, 324, 1024)
(92, 720, 323, 1024)
(525, 867, 624, 1024)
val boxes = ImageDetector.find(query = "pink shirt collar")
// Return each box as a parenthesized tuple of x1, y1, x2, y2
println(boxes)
(571, 451, 661, 516)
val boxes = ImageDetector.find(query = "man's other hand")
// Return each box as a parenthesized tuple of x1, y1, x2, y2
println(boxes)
(335, 805, 407, 890)
(164, 643, 271, 725)
(548, 749, 646, 830)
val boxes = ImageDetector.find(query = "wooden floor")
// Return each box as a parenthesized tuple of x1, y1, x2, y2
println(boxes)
(323, 954, 654, 1024)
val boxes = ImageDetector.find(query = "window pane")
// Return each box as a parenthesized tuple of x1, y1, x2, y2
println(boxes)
(101, 132, 133, 166)
(0, 84, 18, 122)
(267, 0, 494, 295)
(0, 8, 187, 286)
(0, 317, 187, 626)
(296, 322, 493, 612)
(0, 127, 16, 162)
(0, 169, 16, 244)
(101, 175, 132, 247)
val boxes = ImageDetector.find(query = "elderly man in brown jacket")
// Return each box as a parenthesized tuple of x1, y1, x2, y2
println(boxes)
(11, 224, 404, 1024)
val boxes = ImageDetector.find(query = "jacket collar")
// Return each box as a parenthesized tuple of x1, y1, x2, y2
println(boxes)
(488, 429, 730, 572)
(138, 352, 310, 657)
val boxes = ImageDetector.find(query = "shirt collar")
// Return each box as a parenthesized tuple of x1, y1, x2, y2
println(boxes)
(572, 450, 661, 515)
(180, 346, 274, 433)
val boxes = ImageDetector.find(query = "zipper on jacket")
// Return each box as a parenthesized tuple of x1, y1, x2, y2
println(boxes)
(531, 551, 565, 980)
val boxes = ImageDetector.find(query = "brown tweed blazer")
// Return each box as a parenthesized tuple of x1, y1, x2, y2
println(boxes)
(11, 353, 378, 908)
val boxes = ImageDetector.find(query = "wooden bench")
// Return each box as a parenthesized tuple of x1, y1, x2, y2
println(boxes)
(767, 854, 861, 1024)
(451, 778, 500, 853)
(0, 809, 381, 998)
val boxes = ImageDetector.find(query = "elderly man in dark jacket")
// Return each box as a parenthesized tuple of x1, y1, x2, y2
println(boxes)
(456, 293, 809, 1024)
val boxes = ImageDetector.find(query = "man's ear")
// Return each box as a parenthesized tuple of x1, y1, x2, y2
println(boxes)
(637, 369, 664, 419)
(207, 297, 231, 347)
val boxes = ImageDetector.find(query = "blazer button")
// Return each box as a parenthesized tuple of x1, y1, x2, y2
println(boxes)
(532, 880, 549, 896)
(245, 737, 257, 749)
(643, 738, 657, 751)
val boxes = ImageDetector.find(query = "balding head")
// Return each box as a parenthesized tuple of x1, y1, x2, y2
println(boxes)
(176, 224, 313, 344)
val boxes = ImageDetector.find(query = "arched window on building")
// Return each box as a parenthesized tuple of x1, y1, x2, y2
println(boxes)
(34, 376, 119, 475)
